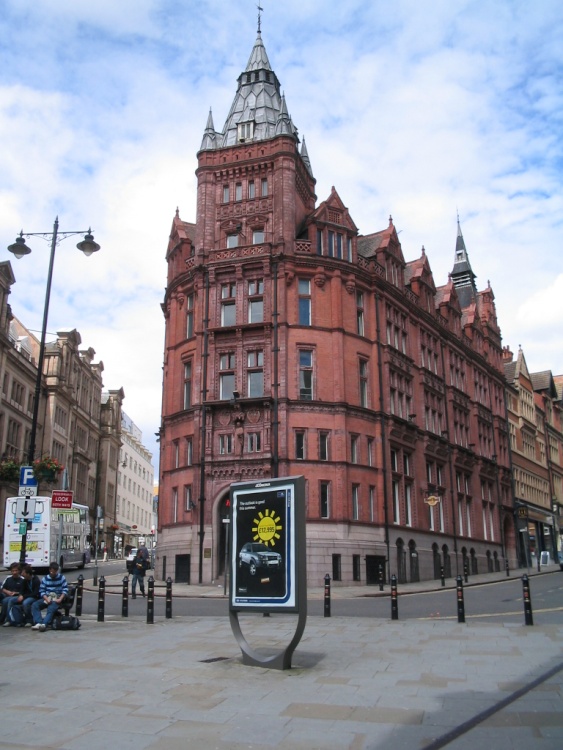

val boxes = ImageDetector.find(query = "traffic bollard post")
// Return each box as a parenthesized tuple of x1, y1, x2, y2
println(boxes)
(122, 576, 129, 618)
(456, 575, 465, 623)
(97, 575, 105, 623)
(379, 565, 384, 591)
(324, 573, 331, 618)
(522, 574, 534, 626)
(147, 576, 155, 624)
(464, 562, 469, 584)
(390, 574, 398, 620)
(440, 566, 445, 587)
(505, 558, 510, 577)
(75, 574, 83, 617)
(165, 577, 173, 619)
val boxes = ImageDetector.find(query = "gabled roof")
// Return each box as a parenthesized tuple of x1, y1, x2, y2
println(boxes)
(358, 216, 403, 262)
(530, 370, 559, 399)
(310, 186, 358, 233)
(406, 247, 436, 293)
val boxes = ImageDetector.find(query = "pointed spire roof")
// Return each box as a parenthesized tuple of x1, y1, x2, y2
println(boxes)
(200, 108, 218, 151)
(300, 137, 313, 176)
(206, 32, 298, 149)
(451, 215, 477, 308)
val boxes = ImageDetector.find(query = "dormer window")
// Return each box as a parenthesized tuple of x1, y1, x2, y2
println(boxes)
(238, 121, 254, 142)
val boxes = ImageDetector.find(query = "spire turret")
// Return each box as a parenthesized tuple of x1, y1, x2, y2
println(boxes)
(300, 137, 313, 176)
(200, 108, 218, 151)
(451, 216, 477, 308)
(209, 32, 299, 149)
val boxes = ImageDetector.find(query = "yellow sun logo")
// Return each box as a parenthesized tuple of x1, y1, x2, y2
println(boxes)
(252, 509, 283, 547)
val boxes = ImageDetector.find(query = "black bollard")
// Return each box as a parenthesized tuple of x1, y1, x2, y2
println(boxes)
(390, 574, 398, 620)
(122, 576, 129, 618)
(505, 558, 510, 577)
(147, 576, 155, 624)
(440, 566, 445, 587)
(97, 575, 105, 623)
(324, 573, 331, 618)
(522, 574, 534, 626)
(165, 577, 173, 619)
(75, 574, 84, 617)
(379, 565, 384, 591)
(464, 562, 469, 584)
(456, 575, 465, 623)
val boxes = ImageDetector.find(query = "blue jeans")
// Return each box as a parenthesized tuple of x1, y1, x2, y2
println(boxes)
(0, 595, 20, 622)
(22, 597, 38, 622)
(131, 570, 145, 596)
(31, 599, 60, 626)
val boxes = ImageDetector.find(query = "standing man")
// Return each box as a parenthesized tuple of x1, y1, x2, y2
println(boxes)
(31, 562, 68, 631)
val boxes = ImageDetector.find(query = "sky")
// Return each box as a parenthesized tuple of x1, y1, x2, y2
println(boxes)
(1, 0, 562, 474)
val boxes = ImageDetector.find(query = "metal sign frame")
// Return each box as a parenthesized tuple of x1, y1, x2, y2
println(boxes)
(228, 475, 307, 669)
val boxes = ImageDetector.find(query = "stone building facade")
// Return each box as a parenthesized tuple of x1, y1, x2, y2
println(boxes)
(158, 31, 514, 586)
(504, 346, 563, 565)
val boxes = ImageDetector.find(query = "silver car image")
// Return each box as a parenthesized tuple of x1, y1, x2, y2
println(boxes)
(238, 542, 282, 576)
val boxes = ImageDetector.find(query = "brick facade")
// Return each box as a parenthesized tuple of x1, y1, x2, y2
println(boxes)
(158, 33, 514, 586)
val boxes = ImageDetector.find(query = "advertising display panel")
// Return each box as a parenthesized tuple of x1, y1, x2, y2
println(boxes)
(230, 476, 305, 613)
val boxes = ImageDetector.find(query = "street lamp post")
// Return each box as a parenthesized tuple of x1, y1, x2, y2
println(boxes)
(8, 216, 100, 564)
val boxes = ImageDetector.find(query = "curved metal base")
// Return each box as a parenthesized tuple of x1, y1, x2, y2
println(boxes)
(229, 606, 307, 670)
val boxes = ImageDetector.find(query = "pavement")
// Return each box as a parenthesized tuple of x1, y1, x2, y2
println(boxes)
(1, 565, 562, 749)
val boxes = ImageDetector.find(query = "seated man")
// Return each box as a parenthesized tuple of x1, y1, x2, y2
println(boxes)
(31, 563, 69, 631)
(20, 564, 41, 625)
(0, 562, 25, 625)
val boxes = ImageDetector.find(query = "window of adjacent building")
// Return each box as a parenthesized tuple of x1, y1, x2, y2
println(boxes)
(320, 481, 330, 518)
(172, 489, 178, 523)
(332, 554, 341, 581)
(219, 352, 235, 400)
(183, 361, 192, 409)
(319, 431, 329, 461)
(424, 389, 444, 435)
(238, 121, 254, 142)
(184, 485, 193, 511)
(359, 359, 369, 407)
(186, 437, 193, 466)
(367, 438, 374, 466)
(235, 182, 242, 201)
(248, 180, 255, 199)
(221, 282, 236, 326)
(351, 435, 359, 464)
(386, 305, 408, 354)
(248, 279, 264, 322)
(353, 554, 361, 582)
(298, 279, 311, 325)
(327, 230, 334, 257)
(186, 293, 194, 338)
(261, 177, 268, 197)
(392, 480, 400, 524)
(352, 484, 360, 520)
(389, 370, 413, 419)
(356, 290, 364, 336)
(369, 486, 375, 522)
(174, 441, 180, 469)
(222, 185, 230, 203)
(405, 483, 412, 526)
(226, 233, 238, 249)
(247, 350, 264, 397)
(336, 233, 343, 259)
(252, 229, 264, 245)
(295, 430, 306, 460)
(347, 237, 353, 262)
(316, 229, 323, 255)
(247, 432, 261, 452)
(299, 349, 313, 400)
(219, 434, 233, 454)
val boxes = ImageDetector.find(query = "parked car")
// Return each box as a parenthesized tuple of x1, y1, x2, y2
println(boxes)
(238, 542, 282, 576)
(126, 548, 138, 573)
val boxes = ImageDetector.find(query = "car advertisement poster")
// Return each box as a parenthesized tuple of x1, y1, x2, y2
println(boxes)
(230, 476, 304, 612)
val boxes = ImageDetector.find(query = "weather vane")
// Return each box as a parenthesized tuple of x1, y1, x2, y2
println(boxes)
(257, 3, 263, 33)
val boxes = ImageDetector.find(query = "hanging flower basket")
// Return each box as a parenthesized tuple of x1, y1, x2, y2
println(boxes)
(33, 457, 64, 484)
(0, 459, 21, 484)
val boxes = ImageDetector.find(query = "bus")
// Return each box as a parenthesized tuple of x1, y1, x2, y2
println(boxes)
(3, 496, 92, 571)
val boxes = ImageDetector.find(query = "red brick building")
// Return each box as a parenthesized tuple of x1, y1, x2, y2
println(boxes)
(158, 31, 514, 585)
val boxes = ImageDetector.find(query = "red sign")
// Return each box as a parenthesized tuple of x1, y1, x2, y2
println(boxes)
(51, 490, 73, 509)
